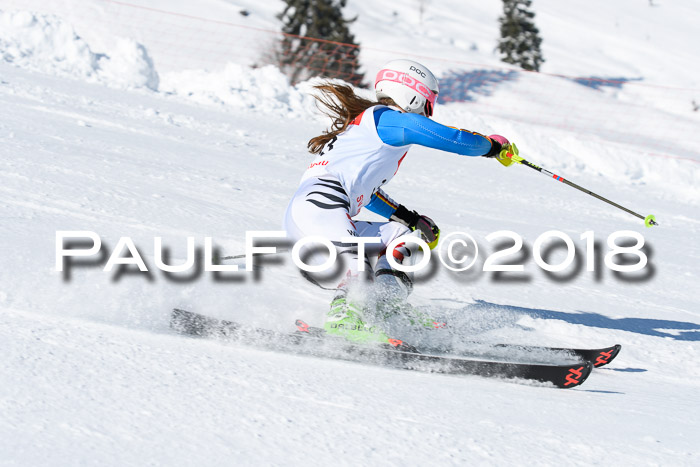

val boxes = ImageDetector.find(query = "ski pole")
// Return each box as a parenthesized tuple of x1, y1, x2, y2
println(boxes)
(220, 249, 289, 261)
(499, 145, 658, 227)
(220, 251, 287, 261)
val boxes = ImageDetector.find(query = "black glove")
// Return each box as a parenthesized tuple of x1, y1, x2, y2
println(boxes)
(483, 140, 502, 158)
(482, 134, 509, 158)
(390, 205, 440, 248)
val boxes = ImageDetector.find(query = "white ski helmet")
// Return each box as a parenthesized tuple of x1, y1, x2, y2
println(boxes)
(375, 59, 439, 117)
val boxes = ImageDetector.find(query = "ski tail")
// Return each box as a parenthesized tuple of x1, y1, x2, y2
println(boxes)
(415, 340, 622, 368)
(550, 362, 593, 388)
(588, 345, 622, 368)
(516, 343, 621, 368)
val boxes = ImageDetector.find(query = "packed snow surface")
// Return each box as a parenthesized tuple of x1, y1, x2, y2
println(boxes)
(0, 0, 699, 465)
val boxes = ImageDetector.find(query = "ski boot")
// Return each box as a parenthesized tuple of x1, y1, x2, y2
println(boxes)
(324, 294, 395, 345)
(373, 234, 446, 331)
(375, 296, 446, 330)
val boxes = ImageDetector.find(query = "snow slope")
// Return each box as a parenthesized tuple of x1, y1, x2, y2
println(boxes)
(1, 1, 699, 465)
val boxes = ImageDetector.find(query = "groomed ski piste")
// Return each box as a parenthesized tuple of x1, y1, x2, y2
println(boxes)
(1, 0, 699, 464)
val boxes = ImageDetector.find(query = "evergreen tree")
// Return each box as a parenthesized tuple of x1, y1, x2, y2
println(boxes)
(277, 0, 364, 85)
(497, 0, 545, 72)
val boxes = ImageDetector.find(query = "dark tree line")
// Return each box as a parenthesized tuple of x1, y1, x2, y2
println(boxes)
(271, 0, 546, 84)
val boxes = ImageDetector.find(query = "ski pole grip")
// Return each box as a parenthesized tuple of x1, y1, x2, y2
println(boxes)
(496, 143, 520, 167)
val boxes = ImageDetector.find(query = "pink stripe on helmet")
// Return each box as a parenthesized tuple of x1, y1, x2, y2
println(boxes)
(375, 69, 437, 105)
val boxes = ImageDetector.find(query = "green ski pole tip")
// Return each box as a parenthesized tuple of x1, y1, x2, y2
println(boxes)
(645, 214, 658, 227)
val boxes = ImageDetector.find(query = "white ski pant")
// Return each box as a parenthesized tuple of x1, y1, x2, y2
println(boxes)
(284, 175, 412, 293)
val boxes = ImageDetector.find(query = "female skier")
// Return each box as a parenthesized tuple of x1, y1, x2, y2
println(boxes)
(284, 59, 515, 344)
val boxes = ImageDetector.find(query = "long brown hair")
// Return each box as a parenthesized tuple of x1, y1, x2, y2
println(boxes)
(308, 83, 395, 154)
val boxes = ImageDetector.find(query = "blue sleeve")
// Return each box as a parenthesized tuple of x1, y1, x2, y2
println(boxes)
(364, 188, 399, 219)
(374, 107, 493, 156)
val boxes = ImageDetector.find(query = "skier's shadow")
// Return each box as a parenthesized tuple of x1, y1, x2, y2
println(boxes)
(439, 69, 519, 103)
(567, 75, 643, 91)
(445, 299, 700, 342)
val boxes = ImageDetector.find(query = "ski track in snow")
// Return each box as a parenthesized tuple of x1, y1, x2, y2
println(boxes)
(0, 0, 699, 464)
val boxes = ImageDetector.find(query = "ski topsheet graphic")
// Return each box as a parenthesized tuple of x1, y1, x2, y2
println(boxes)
(418, 339, 621, 369)
(169, 308, 621, 389)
